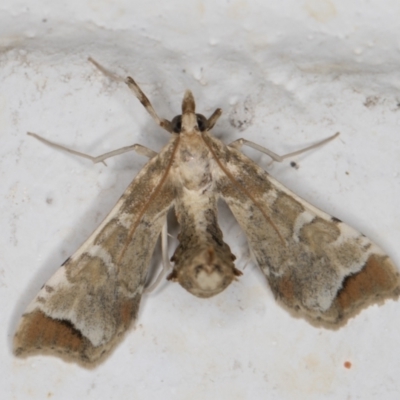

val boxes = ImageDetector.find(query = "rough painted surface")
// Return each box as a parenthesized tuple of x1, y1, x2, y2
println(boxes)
(3, 1, 400, 399)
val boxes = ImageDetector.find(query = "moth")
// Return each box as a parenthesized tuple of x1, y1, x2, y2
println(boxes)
(14, 60, 400, 366)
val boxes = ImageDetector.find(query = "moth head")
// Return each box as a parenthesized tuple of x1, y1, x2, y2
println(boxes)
(169, 89, 222, 135)
(169, 90, 207, 135)
(167, 247, 242, 298)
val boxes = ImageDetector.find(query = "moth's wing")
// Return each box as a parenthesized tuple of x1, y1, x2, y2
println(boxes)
(14, 139, 177, 365)
(208, 134, 400, 327)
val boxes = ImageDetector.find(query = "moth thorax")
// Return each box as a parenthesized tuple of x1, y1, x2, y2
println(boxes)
(168, 246, 242, 298)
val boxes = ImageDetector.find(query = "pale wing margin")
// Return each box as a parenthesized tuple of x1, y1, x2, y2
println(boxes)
(206, 133, 400, 327)
(14, 137, 178, 365)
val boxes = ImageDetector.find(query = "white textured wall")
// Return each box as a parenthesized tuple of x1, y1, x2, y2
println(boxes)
(2, 1, 400, 399)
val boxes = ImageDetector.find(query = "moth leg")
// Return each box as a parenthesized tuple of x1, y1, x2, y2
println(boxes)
(145, 219, 172, 293)
(229, 132, 339, 162)
(27, 132, 158, 165)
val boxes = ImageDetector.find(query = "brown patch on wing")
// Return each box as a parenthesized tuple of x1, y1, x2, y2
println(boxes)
(119, 299, 138, 326)
(272, 192, 305, 232)
(272, 254, 400, 328)
(66, 254, 109, 285)
(14, 296, 141, 366)
(335, 255, 400, 313)
(276, 274, 296, 304)
(299, 217, 340, 250)
(14, 310, 87, 359)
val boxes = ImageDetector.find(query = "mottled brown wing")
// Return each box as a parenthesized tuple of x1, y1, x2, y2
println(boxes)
(206, 133, 400, 327)
(14, 138, 178, 366)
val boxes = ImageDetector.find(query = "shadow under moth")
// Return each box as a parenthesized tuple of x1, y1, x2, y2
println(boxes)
(14, 59, 400, 366)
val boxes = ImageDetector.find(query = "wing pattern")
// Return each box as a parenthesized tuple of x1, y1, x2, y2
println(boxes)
(14, 137, 178, 365)
(205, 132, 400, 327)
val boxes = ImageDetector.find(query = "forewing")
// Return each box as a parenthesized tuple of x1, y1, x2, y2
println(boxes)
(207, 133, 400, 327)
(14, 138, 178, 365)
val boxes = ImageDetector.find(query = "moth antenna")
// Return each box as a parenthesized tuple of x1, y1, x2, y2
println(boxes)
(88, 57, 124, 83)
(125, 76, 173, 133)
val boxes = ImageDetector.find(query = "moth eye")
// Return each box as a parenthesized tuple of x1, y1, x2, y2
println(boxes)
(171, 115, 182, 133)
(196, 114, 207, 132)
